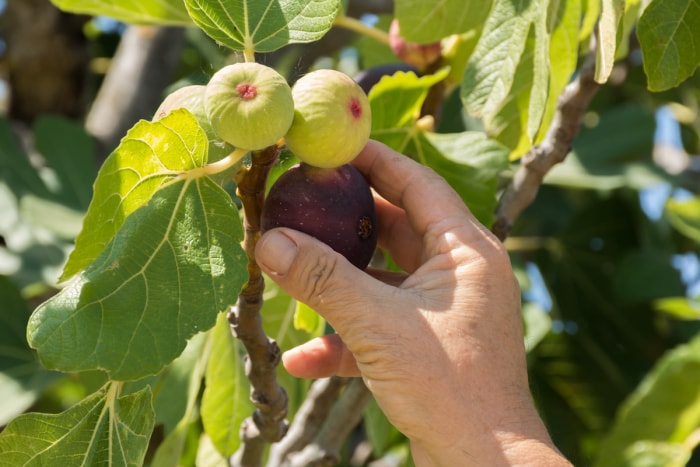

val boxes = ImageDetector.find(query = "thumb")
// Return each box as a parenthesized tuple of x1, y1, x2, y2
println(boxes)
(255, 228, 392, 332)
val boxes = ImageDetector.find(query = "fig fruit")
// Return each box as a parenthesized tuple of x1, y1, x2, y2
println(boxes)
(205, 62, 294, 150)
(154, 84, 233, 164)
(389, 19, 442, 68)
(261, 163, 377, 270)
(284, 69, 371, 169)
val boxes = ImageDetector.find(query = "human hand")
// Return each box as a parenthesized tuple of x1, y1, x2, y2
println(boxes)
(255, 140, 569, 466)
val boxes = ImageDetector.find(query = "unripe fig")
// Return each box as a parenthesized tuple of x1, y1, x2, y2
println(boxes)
(154, 85, 233, 164)
(261, 163, 377, 270)
(205, 62, 294, 150)
(389, 19, 442, 68)
(285, 69, 371, 169)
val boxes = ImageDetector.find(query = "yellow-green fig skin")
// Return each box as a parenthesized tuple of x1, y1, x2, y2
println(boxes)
(285, 69, 371, 169)
(205, 62, 295, 150)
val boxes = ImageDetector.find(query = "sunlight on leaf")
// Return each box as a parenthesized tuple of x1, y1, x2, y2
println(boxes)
(666, 196, 700, 243)
(201, 312, 251, 457)
(595, 0, 624, 83)
(61, 109, 209, 282)
(293, 301, 325, 334)
(637, 0, 700, 91)
(0, 383, 154, 466)
(461, 0, 558, 155)
(184, 0, 340, 53)
(50, 0, 192, 25)
(394, 0, 493, 43)
(27, 178, 247, 381)
(595, 333, 700, 466)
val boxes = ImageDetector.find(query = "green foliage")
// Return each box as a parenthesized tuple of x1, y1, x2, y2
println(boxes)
(27, 176, 247, 381)
(201, 313, 251, 457)
(2, 0, 700, 465)
(0, 383, 154, 466)
(637, 0, 700, 92)
(394, 0, 493, 44)
(184, 0, 341, 53)
(49, 0, 192, 25)
(595, 334, 700, 466)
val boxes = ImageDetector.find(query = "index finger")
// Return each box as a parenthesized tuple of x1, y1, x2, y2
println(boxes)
(352, 140, 481, 239)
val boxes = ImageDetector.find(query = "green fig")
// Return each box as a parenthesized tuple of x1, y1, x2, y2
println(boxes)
(285, 69, 371, 168)
(205, 62, 294, 150)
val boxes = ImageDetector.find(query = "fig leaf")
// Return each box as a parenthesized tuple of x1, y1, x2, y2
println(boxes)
(61, 109, 208, 282)
(185, 0, 340, 53)
(0, 383, 154, 466)
(27, 176, 247, 381)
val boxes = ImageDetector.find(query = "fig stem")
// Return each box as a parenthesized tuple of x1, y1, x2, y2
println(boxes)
(229, 145, 289, 466)
(243, 48, 256, 63)
(205, 147, 250, 175)
(333, 15, 390, 47)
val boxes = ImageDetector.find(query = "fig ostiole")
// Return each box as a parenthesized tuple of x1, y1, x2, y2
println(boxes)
(261, 163, 377, 270)
(284, 69, 371, 169)
(205, 62, 294, 151)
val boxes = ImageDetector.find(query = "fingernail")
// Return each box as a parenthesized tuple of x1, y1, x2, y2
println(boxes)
(257, 230, 298, 275)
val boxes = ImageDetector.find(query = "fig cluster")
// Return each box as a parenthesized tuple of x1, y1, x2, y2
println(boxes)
(155, 62, 377, 268)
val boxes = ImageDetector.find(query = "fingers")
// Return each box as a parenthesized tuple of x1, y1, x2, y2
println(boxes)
(282, 334, 360, 378)
(255, 227, 402, 334)
(352, 140, 479, 239)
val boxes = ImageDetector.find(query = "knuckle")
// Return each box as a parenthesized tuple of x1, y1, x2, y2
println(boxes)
(295, 246, 343, 306)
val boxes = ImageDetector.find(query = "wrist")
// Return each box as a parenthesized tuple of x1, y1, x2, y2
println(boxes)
(410, 402, 570, 467)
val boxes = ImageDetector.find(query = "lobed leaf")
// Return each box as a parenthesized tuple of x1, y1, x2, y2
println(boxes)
(27, 177, 247, 381)
(637, 0, 700, 91)
(60, 109, 209, 282)
(0, 383, 154, 466)
(184, 0, 340, 53)
(49, 0, 192, 25)
(394, 0, 493, 43)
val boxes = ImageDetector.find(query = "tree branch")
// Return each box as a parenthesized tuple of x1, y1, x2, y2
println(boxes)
(229, 146, 289, 467)
(492, 41, 601, 241)
(268, 377, 350, 466)
(287, 378, 372, 467)
(85, 25, 185, 158)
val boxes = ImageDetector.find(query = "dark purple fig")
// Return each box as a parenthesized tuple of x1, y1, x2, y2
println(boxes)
(261, 163, 377, 270)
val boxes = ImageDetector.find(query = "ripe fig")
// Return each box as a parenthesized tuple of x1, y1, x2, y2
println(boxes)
(285, 69, 371, 169)
(154, 84, 233, 164)
(205, 62, 294, 150)
(261, 163, 377, 270)
(389, 19, 442, 68)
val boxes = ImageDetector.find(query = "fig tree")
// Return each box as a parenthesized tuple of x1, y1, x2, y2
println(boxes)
(261, 163, 377, 270)
(205, 62, 294, 150)
(284, 69, 371, 169)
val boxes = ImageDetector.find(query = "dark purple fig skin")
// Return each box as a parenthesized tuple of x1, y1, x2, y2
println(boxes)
(261, 163, 378, 270)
